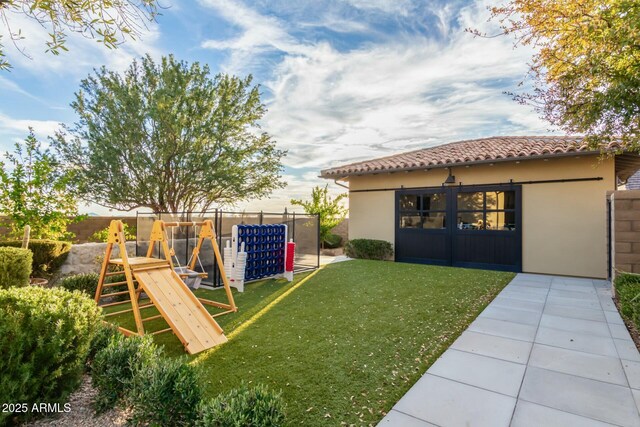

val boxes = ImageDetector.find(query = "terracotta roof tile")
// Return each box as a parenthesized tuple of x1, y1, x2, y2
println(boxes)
(320, 136, 619, 178)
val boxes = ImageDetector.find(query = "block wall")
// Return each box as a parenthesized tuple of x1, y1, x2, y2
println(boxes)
(611, 190, 640, 275)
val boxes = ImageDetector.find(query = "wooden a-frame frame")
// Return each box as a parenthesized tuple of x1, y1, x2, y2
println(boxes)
(145, 219, 237, 316)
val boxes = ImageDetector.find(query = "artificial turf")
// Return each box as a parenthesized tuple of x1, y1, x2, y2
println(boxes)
(103, 260, 514, 425)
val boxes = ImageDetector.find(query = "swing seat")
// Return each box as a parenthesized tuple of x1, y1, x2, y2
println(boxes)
(175, 266, 205, 289)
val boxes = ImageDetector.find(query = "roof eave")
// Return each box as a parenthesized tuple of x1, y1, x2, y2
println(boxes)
(319, 150, 603, 180)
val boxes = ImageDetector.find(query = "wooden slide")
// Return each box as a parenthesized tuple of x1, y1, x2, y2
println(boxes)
(134, 265, 228, 354)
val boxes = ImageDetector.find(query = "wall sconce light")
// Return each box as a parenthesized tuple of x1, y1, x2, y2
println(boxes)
(443, 167, 456, 186)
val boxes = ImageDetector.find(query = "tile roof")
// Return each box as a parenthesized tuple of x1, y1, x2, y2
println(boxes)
(320, 136, 620, 178)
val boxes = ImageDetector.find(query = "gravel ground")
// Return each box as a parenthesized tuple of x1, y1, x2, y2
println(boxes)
(24, 376, 128, 427)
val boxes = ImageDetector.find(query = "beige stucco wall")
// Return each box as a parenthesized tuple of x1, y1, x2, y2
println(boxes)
(346, 155, 616, 278)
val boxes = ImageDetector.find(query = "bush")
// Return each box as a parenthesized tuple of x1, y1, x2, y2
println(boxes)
(129, 356, 202, 426)
(90, 223, 137, 243)
(0, 239, 72, 276)
(0, 287, 102, 424)
(615, 273, 640, 327)
(58, 273, 101, 296)
(0, 247, 32, 288)
(322, 233, 343, 249)
(92, 334, 160, 413)
(197, 383, 286, 427)
(87, 322, 121, 367)
(344, 239, 393, 260)
(58, 272, 129, 302)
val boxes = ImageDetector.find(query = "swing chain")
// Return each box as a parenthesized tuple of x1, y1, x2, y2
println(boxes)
(170, 226, 182, 268)
(186, 222, 206, 273)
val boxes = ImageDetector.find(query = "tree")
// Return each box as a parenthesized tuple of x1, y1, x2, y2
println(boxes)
(291, 185, 347, 247)
(53, 54, 286, 214)
(480, 0, 640, 149)
(0, 0, 158, 70)
(0, 129, 83, 240)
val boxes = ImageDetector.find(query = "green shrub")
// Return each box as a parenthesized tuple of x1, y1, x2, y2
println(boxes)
(0, 287, 102, 424)
(92, 334, 160, 413)
(615, 273, 640, 327)
(322, 233, 343, 249)
(129, 356, 202, 426)
(197, 383, 286, 427)
(0, 239, 72, 276)
(58, 273, 100, 296)
(58, 272, 129, 301)
(0, 247, 32, 288)
(344, 239, 393, 260)
(87, 322, 121, 367)
(90, 223, 136, 243)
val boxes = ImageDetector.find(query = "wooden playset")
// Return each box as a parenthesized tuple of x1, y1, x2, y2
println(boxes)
(95, 219, 237, 354)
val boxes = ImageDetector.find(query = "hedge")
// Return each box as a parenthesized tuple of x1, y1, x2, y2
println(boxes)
(615, 273, 640, 329)
(0, 286, 102, 424)
(92, 337, 286, 427)
(93, 337, 202, 426)
(58, 273, 129, 301)
(0, 240, 72, 276)
(197, 384, 286, 427)
(344, 239, 393, 260)
(90, 223, 137, 243)
(129, 356, 202, 426)
(323, 233, 343, 249)
(0, 247, 32, 289)
(92, 335, 160, 413)
(87, 322, 121, 368)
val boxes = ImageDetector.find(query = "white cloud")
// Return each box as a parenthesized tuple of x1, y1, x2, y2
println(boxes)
(297, 15, 372, 34)
(0, 75, 37, 99)
(199, 0, 312, 72)
(259, 2, 550, 170)
(341, 0, 414, 15)
(199, 0, 551, 174)
(0, 112, 60, 140)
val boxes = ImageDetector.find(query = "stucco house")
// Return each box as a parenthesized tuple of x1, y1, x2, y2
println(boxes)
(320, 136, 640, 279)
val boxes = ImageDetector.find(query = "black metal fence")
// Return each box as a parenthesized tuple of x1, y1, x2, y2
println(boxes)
(136, 210, 320, 287)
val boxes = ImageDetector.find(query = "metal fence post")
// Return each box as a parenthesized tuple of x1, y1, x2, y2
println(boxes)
(317, 213, 321, 269)
(292, 212, 296, 242)
(217, 210, 223, 287)
(213, 209, 219, 287)
(184, 211, 189, 266)
(135, 211, 139, 257)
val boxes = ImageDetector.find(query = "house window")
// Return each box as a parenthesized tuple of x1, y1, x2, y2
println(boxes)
(399, 193, 447, 229)
(457, 190, 516, 231)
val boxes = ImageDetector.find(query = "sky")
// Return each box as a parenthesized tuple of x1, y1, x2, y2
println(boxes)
(0, 0, 554, 215)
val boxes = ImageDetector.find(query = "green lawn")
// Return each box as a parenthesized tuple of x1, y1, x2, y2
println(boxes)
(103, 260, 514, 425)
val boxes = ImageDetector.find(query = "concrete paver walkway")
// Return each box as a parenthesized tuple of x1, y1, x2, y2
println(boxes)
(379, 273, 640, 427)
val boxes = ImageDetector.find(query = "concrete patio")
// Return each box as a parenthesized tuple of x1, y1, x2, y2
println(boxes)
(379, 273, 640, 427)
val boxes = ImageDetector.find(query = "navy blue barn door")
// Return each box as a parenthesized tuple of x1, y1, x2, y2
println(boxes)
(395, 185, 522, 272)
